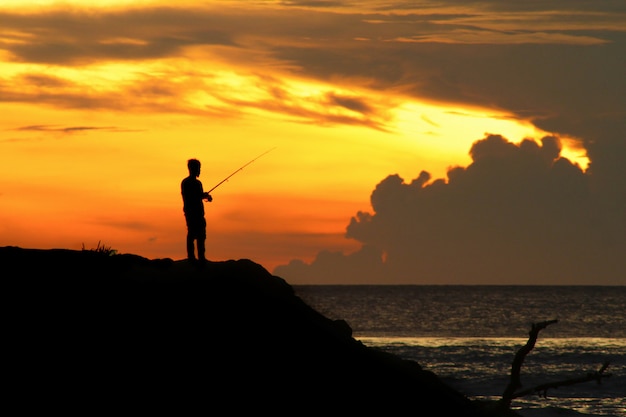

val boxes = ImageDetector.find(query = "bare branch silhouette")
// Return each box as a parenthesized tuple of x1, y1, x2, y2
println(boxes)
(498, 319, 612, 412)
(512, 361, 612, 399)
(502, 319, 559, 406)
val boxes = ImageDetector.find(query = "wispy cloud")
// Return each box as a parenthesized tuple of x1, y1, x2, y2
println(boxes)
(1, 3, 623, 139)
(4, 125, 139, 141)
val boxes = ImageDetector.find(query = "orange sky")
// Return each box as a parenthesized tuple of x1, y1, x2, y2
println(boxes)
(1, 1, 624, 284)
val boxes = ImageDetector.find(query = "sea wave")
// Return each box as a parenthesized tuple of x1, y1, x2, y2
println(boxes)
(358, 337, 625, 417)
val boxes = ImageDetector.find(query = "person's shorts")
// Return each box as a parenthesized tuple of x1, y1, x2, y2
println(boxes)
(185, 216, 206, 239)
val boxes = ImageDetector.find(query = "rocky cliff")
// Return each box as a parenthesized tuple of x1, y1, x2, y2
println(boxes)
(4, 246, 499, 415)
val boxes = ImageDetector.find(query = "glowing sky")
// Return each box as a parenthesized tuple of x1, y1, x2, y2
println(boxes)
(1, 1, 624, 284)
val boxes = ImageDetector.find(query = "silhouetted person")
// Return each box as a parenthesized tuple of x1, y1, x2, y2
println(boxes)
(181, 158, 212, 263)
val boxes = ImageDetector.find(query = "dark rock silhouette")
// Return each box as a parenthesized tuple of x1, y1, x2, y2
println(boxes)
(4, 246, 502, 415)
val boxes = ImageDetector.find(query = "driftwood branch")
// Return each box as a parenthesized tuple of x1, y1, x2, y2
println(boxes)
(500, 319, 558, 408)
(512, 361, 612, 399)
(498, 320, 612, 412)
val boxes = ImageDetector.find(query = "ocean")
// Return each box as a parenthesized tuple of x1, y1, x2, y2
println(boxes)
(293, 286, 625, 417)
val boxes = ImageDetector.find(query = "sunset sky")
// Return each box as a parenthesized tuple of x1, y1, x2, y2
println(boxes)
(1, 1, 624, 284)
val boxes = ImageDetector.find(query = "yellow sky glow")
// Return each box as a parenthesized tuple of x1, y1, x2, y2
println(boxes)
(0, 0, 601, 279)
(1, 75, 587, 270)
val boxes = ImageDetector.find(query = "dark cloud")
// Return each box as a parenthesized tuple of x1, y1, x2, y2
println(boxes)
(275, 134, 625, 284)
(2, 4, 623, 144)
(0, 8, 237, 65)
(260, 2, 626, 272)
(326, 92, 374, 114)
(15, 124, 113, 133)
(10, 36, 191, 65)
(280, 1, 346, 8)
(369, 0, 626, 14)
(5, 125, 138, 140)
(19, 74, 71, 88)
(275, 40, 625, 137)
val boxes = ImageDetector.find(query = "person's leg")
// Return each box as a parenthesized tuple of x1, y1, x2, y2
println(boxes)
(186, 232, 196, 261)
(197, 238, 205, 262)
(197, 219, 207, 261)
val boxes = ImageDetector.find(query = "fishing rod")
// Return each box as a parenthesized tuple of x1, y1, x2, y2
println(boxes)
(207, 147, 276, 194)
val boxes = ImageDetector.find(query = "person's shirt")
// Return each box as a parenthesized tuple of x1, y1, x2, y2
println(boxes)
(181, 175, 205, 217)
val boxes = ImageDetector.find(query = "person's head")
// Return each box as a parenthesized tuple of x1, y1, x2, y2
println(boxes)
(187, 158, 201, 177)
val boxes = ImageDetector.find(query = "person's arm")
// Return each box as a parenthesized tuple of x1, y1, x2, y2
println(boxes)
(198, 180, 212, 202)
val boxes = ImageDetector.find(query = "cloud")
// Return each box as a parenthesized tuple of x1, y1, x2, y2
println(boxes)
(8, 124, 140, 137)
(396, 31, 609, 45)
(2, 2, 624, 283)
(216, 77, 396, 131)
(0, 7, 238, 65)
(14, 124, 116, 133)
(275, 134, 625, 284)
(1, 4, 623, 142)
(2, 125, 139, 142)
